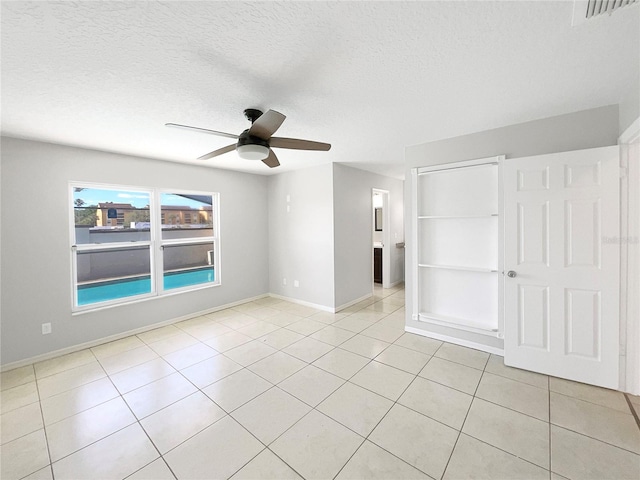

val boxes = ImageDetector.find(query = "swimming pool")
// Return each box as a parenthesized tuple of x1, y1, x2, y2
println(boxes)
(77, 267, 215, 305)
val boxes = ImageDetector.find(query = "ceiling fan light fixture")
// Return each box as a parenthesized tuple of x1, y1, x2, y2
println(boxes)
(237, 144, 270, 161)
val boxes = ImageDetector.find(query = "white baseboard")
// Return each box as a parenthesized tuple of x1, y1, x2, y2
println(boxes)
(405, 326, 504, 356)
(268, 293, 335, 313)
(386, 280, 404, 289)
(335, 293, 374, 313)
(0, 293, 268, 372)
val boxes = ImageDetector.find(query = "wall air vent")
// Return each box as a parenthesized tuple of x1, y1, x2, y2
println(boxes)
(572, 0, 638, 25)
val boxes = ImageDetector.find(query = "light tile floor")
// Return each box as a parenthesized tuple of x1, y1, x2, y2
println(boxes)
(1, 285, 639, 480)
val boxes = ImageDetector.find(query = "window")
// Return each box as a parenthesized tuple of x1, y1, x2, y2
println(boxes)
(159, 193, 216, 292)
(70, 184, 220, 310)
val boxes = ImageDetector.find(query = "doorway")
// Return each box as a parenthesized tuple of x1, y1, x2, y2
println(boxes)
(372, 189, 391, 288)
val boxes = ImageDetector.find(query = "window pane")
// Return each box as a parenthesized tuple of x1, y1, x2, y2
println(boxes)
(163, 242, 215, 290)
(160, 193, 213, 239)
(73, 187, 151, 244)
(76, 246, 151, 305)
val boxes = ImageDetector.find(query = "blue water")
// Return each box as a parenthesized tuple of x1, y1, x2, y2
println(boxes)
(78, 268, 215, 305)
(164, 268, 215, 290)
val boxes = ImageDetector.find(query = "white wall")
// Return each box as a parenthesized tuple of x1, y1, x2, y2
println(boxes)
(405, 105, 620, 347)
(0, 137, 269, 365)
(268, 164, 335, 309)
(333, 163, 404, 309)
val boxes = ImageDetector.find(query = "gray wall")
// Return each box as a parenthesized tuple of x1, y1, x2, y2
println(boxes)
(1, 137, 269, 365)
(333, 164, 404, 308)
(404, 105, 620, 343)
(267, 164, 335, 308)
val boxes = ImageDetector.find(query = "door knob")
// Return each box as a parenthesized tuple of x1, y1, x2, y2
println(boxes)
(507, 271, 517, 278)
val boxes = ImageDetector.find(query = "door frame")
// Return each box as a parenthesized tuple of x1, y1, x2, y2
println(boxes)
(620, 117, 640, 395)
(372, 188, 391, 288)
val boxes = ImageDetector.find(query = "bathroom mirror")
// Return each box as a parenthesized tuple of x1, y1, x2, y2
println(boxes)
(375, 208, 382, 231)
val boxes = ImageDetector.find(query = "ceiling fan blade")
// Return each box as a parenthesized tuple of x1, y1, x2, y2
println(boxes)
(269, 137, 331, 151)
(262, 149, 280, 168)
(248, 110, 286, 140)
(197, 143, 236, 160)
(166, 123, 238, 140)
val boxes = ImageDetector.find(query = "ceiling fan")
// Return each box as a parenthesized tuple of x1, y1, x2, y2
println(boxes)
(166, 109, 331, 168)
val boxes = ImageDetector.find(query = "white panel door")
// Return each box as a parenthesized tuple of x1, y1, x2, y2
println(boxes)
(503, 146, 620, 388)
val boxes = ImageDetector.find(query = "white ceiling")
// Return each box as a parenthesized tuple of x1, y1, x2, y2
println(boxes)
(1, 1, 638, 179)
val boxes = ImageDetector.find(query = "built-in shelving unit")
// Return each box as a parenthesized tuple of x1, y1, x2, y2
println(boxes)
(412, 157, 504, 339)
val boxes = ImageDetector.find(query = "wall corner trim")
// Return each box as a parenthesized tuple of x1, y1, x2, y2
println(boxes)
(619, 117, 640, 144)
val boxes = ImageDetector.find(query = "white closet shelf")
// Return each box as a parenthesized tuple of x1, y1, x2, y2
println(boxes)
(418, 264, 498, 273)
(417, 214, 498, 219)
(418, 312, 499, 336)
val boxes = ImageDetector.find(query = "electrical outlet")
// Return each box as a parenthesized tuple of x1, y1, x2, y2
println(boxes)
(42, 323, 52, 335)
(283, 278, 287, 286)
(286, 205, 290, 213)
(286, 194, 290, 202)
(294, 280, 299, 288)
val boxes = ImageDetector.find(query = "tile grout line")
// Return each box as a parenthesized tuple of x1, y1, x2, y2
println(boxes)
(41, 354, 137, 471)
(548, 424, 640, 456)
(26, 365, 54, 480)
(439, 350, 490, 479)
(48, 348, 179, 477)
(226, 405, 310, 479)
(623, 393, 640, 430)
(548, 374, 552, 480)
(549, 388, 637, 415)
(331, 374, 429, 480)
(481, 367, 549, 390)
(100, 353, 180, 480)
(331, 342, 451, 480)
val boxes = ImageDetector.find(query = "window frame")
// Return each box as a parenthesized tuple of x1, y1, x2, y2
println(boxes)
(157, 189, 220, 296)
(69, 182, 220, 313)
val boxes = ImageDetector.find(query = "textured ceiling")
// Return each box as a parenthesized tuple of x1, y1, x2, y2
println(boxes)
(1, 1, 638, 179)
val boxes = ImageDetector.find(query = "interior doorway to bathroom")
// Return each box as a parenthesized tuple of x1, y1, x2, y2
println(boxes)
(372, 189, 390, 287)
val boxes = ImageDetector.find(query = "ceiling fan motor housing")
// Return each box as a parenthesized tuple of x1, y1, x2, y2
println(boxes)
(237, 130, 270, 148)
(236, 129, 270, 160)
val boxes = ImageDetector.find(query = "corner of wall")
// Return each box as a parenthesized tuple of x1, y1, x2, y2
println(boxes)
(266, 163, 336, 310)
(619, 84, 640, 136)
